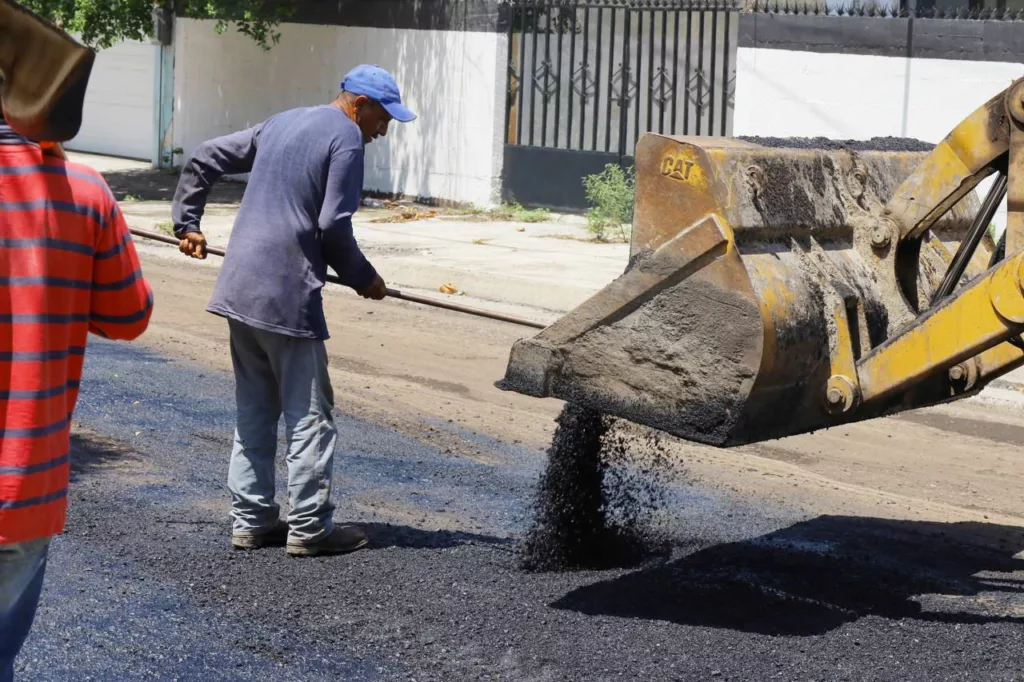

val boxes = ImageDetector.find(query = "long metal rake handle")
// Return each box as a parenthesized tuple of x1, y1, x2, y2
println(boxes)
(128, 227, 548, 330)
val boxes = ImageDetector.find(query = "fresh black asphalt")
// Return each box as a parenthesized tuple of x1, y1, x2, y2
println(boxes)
(16, 338, 1024, 681)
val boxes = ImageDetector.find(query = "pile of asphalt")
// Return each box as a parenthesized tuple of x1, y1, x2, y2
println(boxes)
(740, 135, 934, 152)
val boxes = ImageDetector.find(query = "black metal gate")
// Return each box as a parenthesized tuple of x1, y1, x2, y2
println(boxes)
(501, 0, 739, 211)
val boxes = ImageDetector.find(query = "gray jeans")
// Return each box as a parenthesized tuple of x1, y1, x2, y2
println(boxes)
(0, 538, 50, 682)
(227, 319, 338, 542)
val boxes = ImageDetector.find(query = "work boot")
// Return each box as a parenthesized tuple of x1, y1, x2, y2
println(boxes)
(232, 519, 288, 550)
(286, 525, 368, 557)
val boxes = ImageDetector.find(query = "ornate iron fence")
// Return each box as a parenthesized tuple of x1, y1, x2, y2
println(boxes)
(503, 0, 740, 160)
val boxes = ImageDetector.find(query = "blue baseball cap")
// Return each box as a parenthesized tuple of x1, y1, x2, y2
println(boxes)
(340, 64, 416, 123)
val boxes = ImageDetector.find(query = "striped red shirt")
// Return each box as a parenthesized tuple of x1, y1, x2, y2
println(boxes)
(0, 122, 153, 545)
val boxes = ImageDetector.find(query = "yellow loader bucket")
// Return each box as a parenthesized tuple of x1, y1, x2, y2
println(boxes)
(499, 134, 992, 447)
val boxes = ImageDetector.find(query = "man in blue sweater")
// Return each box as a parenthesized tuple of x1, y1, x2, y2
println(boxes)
(170, 64, 415, 557)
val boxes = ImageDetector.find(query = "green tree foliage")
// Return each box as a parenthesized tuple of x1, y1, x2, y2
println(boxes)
(20, 0, 293, 50)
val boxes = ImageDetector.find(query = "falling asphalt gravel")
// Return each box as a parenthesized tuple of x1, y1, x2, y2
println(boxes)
(16, 338, 1024, 681)
(519, 403, 680, 572)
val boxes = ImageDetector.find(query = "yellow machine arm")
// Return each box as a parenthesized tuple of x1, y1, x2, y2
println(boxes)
(499, 78, 1024, 446)
(830, 80, 1024, 413)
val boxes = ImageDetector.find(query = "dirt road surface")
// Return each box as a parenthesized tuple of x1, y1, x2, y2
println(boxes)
(17, 251, 1024, 681)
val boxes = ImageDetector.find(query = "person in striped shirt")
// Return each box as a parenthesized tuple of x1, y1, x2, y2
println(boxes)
(0, 117, 154, 679)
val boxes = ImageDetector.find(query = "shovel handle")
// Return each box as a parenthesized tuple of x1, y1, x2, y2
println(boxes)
(127, 227, 547, 330)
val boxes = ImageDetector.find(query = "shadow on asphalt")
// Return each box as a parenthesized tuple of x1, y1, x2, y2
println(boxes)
(69, 430, 511, 553)
(362, 522, 513, 551)
(69, 431, 139, 483)
(552, 516, 1024, 636)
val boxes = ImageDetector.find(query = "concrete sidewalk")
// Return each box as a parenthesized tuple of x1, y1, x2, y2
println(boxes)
(70, 151, 1024, 400)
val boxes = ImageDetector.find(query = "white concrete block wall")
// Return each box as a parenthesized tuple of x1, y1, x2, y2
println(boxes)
(734, 50, 909, 139)
(735, 46, 1024, 235)
(903, 58, 1022, 142)
(64, 38, 156, 160)
(735, 48, 1023, 140)
(172, 18, 506, 206)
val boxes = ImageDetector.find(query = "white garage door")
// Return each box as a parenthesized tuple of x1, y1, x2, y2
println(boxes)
(65, 40, 156, 161)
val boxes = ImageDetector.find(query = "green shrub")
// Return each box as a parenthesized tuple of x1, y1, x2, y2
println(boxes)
(582, 163, 635, 242)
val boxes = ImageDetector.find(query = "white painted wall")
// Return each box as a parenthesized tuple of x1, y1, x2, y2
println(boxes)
(734, 47, 1024, 235)
(172, 18, 506, 206)
(65, 39, 156, 161)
